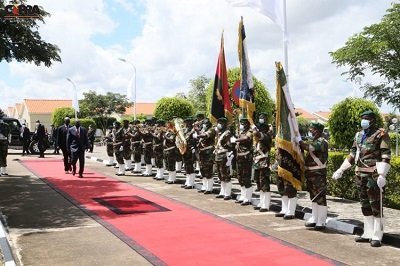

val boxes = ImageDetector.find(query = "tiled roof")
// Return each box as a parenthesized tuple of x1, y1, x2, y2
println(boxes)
(294, 108, 316, 120)
(24, 99, 72, 114)
(313, 111, 331, 120)
(125, 103, 156, 115)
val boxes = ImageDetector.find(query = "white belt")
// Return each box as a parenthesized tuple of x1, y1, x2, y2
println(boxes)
(237, 151, 250, 156)
(200, 146, 213, 151)
(143, 142, 152, 146)
(216, 148, 228, 154)
(305, 165, 326, 170)
(355, 166, 376, 173)
(164, 146, 176, 151)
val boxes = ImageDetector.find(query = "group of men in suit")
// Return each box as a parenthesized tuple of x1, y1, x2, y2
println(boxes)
(57, 117, 88, 178)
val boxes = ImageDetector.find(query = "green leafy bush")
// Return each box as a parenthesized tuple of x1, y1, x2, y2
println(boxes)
(154, 97, 194, 121)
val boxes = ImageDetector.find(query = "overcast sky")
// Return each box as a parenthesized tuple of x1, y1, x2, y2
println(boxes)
(0, 0, 395, 114)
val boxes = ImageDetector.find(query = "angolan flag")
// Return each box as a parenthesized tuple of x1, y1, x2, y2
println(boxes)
(238, 17, 255, 124)
(275, 62, 304, 190)
(211, 32, 233, 123)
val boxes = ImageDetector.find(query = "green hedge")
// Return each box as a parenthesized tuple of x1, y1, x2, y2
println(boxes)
(270, 149, 400, 209)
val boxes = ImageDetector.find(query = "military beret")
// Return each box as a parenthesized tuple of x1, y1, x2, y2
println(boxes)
(240, 116, 248, 122)
(156, 119, 165, 124)
(133, 119, 141, 125)
(217, 117, 227, 123)
(184, 116, 194, 122)
(114, 121, 121, 126)
(310, 122, 324, 132)
(360, 110, 376, 118)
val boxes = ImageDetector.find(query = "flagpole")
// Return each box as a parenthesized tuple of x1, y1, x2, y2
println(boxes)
(283, 0, 289, 87)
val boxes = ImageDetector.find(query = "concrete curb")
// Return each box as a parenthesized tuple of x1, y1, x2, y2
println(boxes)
(85, 154, 400, 248)
(0, 212, 17, 266)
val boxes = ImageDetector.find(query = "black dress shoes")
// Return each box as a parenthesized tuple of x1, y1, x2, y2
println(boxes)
(283, 214, 294, 220)
(223, 196, 232, 200)
(198, 190, 205, 193)
(354, 236, 370, 243)
(216, 195, 224, 198)
(259, 208, 269, 212)
(185, 186, 194, 189)
(370, 240, 381, 247)
(241, 201, 251, 206)
(305, 222, 316, 228)
(275, 213, 285, 217)
(204, 191, 213, 195)
(254, 206, 261, 210)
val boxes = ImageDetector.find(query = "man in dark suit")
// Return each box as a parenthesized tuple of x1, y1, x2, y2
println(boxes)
(34, 120, 46, 158)
(21, 123, 31, 156)
(57, 117, 72, 174)
(67, 120, 88, 178)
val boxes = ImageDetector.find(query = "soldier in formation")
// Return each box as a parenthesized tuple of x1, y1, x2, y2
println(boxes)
(333, 110, 391, 247)
(296, 122, 328, 229)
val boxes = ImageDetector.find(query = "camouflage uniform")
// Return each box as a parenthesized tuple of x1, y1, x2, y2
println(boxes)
(198, 125, 216, 193)
(152, 125, 164, 179)
(235, 124, 253, 205)
(104, 128, 116, 166)
(122, 124, 133, 170)
(182, 119, 196, 188)
(113, 127, 124, 164)
(351, 128, 390, 216)
(163, 128, 177, 183)
(214, 120, 233, 199)
(0, 122, 10, 175)
(131, 126, 142, 173)
(142, 126, 154, 176)
(300, 122, 329, 229)
(333, 110, 391, 247)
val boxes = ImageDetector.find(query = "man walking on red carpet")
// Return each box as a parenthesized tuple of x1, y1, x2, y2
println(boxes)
(67, 120, 88, 178)
(57, 117, 72, 173)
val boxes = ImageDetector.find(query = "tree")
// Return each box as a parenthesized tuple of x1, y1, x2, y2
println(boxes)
(330, 3, 400, 109)
(327, 97, 383, 149)
(187, 75, 210, 114)
(79, 90, 132, 133)
(52, 107, 75, 127)
(296, 116, 311, 137)
(154, 97, 194, 121)
(0, 108, 5, 118)
(205, 67, 275, 124)
(0, 1, 61, 66)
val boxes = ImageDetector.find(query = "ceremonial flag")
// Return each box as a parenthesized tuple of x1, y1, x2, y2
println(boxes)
(275, 61, 304, 190)
(231, 80, 241, 106)
(211, 32, 233, 123)
(227, 0, 284, 31)
(238, 17, 255, 124)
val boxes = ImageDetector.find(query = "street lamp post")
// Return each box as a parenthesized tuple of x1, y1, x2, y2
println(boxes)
(118, 58, 137, 120)
(66, 78, 78, 120)
(389, 117, 398, 156)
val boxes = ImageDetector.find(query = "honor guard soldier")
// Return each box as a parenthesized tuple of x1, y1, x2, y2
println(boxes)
(232, 117, 253, 205)
(113, 121, 125, 176)
(121, 120, 133, 171)
(131, 120, 143, 174)
(296, 122, 328, 229)
(194, 112, 205, 175)
(164, 120, 178, 184)
(252, 114, 273, 211)
(152, 120, 165, 180)
(142, 119, 154, 176)
(0, 119, 10, 176)
(182, 117, 196, 189)
(333, 110, 391, 247)
(195, 118, 216, 194)
(104, 126, 116, 166)
(214, 117, 233, 200)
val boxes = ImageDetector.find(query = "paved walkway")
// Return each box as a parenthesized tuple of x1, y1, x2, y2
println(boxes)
(84, 144, 400, 248)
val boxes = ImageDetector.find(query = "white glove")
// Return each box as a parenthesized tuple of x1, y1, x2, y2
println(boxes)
(226, 153, 234, 166)
(193, 132, 198, 139)
(332, 158, 352, 180)
(230, 136, 237, 143)
(191, 148, 196, 154)
(294, 136, 302, 144)
(377, 175, 386, 190)
(332, 169, 343, 180)
(119, 146, 124, 152)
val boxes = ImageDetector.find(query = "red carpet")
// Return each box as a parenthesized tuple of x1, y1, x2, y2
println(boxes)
(22, 160, 339, 266)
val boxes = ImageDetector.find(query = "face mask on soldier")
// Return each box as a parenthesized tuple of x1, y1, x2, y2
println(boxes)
(202, 124, 207, 130)
(217, 123, 223, 130)
(239, 124, 245, 131)
(361, 119, 370, 130)
(259, 119, 265, 124)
